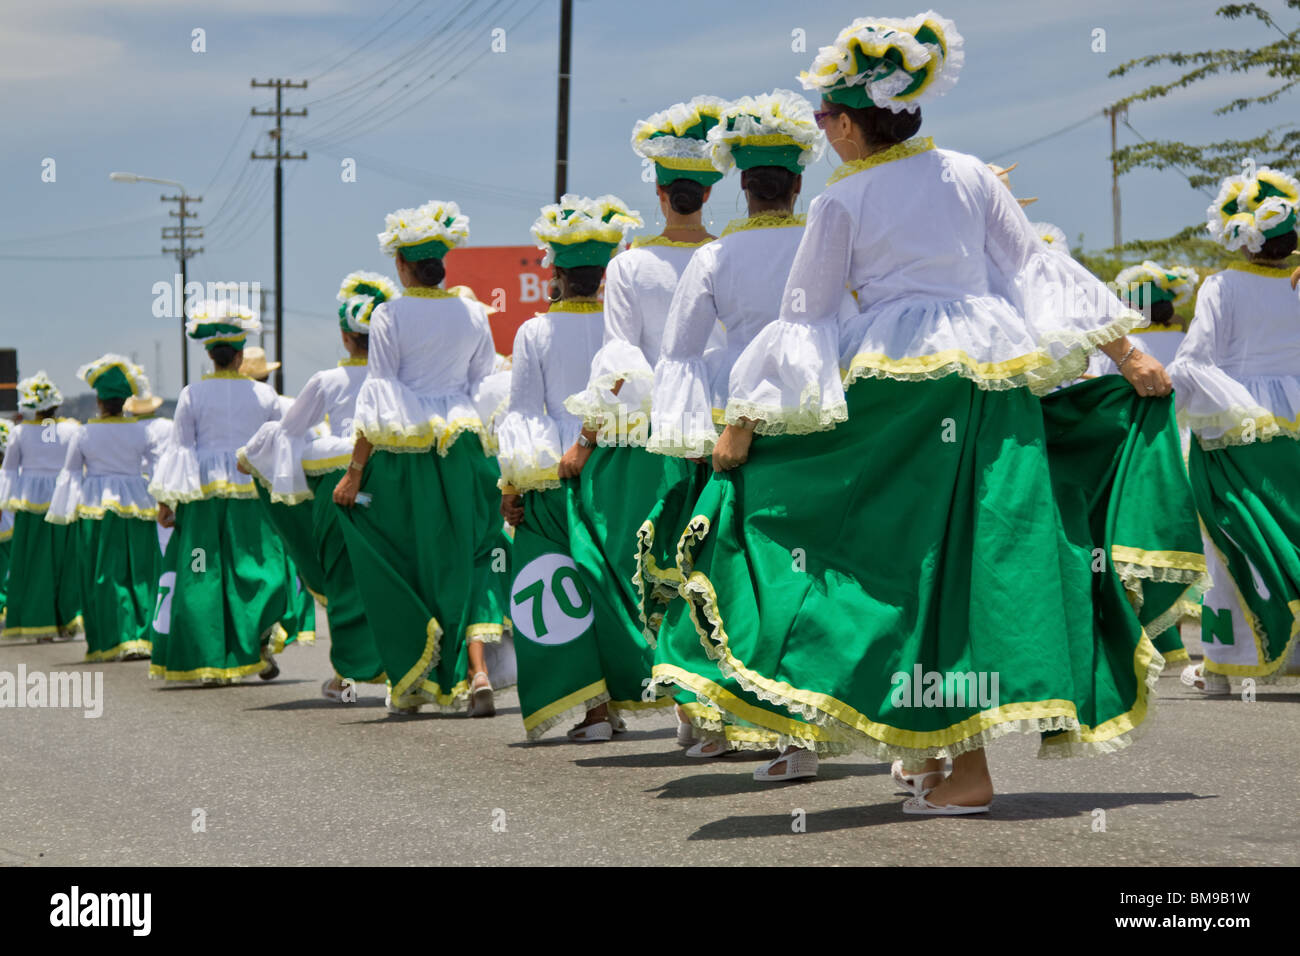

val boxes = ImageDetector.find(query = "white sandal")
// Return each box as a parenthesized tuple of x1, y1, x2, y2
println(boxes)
(890, 759, 951, 795)
(1180, 663, 1231, 695)
(676, 720, 694, 747)
(467, 672, 495, 718)
(321, 678, 345, 701)
(610, 714, 628, 734)
(753, 749, 817, 782)
(686, 738, 729, 758)
(567, 720, 613, 742)
(384, 687, 420, 715)
(901, 789, 991, 815)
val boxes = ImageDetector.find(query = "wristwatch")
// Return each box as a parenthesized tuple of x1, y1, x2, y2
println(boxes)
(347, 459, 364, 473)
(577, 434, 595, 449)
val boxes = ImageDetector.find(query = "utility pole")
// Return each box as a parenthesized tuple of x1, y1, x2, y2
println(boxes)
(251, 78, 307, 395)
(554, 0, 572, 202)
(1104, 103, 1127, 251)
(161, 193, 203, 388)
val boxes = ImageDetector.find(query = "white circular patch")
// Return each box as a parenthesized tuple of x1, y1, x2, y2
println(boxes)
(509, 552, 593, 646)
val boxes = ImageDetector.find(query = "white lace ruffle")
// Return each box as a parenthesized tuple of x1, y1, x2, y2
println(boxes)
(239, 420, 311, 501)
(149, 446, 255, 505)
(0, 468, 59, 512)
(46, 471, 157, 523)
(647, 356, 720, 457)
(564, 340, 654, 429)
(1171, 367, 1300, 449)
(353, 376, 483, 455)
(496, 411, 563, 492)
(723, 319, 848, 434)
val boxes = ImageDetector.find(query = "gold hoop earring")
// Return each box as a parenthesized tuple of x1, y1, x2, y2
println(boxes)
(830, 136, 863, 162)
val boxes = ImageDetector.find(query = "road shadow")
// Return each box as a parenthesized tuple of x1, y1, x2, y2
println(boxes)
(643, 762, 892, 797)
(341, 705, 523, 725)
(153, 679, 314, 691)
(245, 697, 386, 711)
(686, 790, 1217, 840)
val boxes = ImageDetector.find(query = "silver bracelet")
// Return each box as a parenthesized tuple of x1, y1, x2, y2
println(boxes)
(1116, 345, 1137, 370)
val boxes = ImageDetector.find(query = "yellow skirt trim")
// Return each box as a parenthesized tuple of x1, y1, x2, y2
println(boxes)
(522, 679, 609, 734)
(85, 640, 152, 662)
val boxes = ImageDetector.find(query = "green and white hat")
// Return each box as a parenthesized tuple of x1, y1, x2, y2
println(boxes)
(17, 370, 63, 414)
(632, 95, 729, 186)
(1207, 165, 1299, 252)
(799, 11, 964, 114)
(0, 419, 12, 454)
(337, 271, 400, 333)
(709, 89, 825, 175)
(531, 194, 643, 269)
(378, 199, 469, 262)
(186, 299, 262, 351)
(1112, 261, 1199, 311)
(77, 353, 150, 401)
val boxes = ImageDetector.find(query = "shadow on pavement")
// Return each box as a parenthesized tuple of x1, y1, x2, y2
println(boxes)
(687, 790, 1216, 839)
(645, 762, 893, 797)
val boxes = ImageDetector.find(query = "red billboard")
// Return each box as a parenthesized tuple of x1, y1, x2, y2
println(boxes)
(443, 246, 553, 355)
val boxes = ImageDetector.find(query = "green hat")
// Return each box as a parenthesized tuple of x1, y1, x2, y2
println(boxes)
(709, 90, 826, 176)
(337, 270, 400, 333)
(1112, 261, 1199, 311)
(799, 13, 964, 114)
(632, 96, 728, 187)
(77, 354, 150, 401)
(17, 370, 62, 413)
(532, 194, 643, 270)
(378, 200, 470, 261)
(187, 299, 261, 352)
(1207, 165, 1300, 252)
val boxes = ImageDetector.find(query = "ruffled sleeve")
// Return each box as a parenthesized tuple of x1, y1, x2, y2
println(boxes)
(566, 257, 655, 428)
(238, 371, 329, 504)
(496, 323, 562, 492)
(648, 248, 722, 456)
(982, 166, 1141, 391)
(148, 387, 202, 506)
(45, 426, 86, 525)
(724, 193, 850, 434)
(1169, 275, 1278, 448)
(0, 425, 20, 509)
(354, 301, 422, 450)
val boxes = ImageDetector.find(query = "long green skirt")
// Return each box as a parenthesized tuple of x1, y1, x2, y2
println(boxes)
(652, 375, 1163, 760)
(468, 451, 511, 646)
(1040, 377, 1209, 665)
(78, 512, 161, 661)
(511, 486, 607, 737)
(252, 474, 384, 682)
(1, 509, 82, 639)
(0, 523, 11, 623)
(148, 496, 301, 682)
(1190, 435, 1300, 681)
(336, 436, 501, 710)
(566, 444, 683, 719)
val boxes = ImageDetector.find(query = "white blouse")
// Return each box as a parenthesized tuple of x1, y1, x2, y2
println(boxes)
(649, 221, 805, 457)
(0, 419, 81, 513)
(1169, 264, 1300, 449)
(239, 359, 370, 503)
(354, 291, 495, 454)
(148, 373, 283, 505)
(47, 418, 163, 523)
(726, 140, 1139, 433)
(567, 240, 715, 428)
(496, 304, 605, 491)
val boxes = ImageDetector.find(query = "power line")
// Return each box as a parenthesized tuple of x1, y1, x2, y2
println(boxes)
(986, 111, 1102, 163)
(0, 212, 161, 245)
(1120, 117, 1217, 199)
(298, 0, 432, 87)
(0, 252, 161, 261)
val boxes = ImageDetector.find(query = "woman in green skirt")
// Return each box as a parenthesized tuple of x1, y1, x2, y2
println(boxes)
(333, 200, 504, 717)
(0, 372, 82, 640)
(239, 271, 394, 699)
(1170, 165, 1300, 690)
(147, 301, 309, 683)
(653, 12, 1175, 812)
(0, 421, 12, 625)
(498, 194, 642, 741)
(46, 355, 163, 660)
(560, 97, 728, 740)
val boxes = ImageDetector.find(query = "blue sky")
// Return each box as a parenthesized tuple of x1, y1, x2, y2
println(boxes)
(1, 0, 1292, 398)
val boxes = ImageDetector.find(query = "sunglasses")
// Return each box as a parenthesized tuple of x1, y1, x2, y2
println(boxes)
(813, 108, 841, 125)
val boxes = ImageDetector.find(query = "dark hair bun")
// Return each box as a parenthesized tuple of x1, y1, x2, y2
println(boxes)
(666, 179, 706, 215)
(101, 397, 127, 417)
(556, 265, 604, 298)
(742, 166, 797, 203)
(840, 104, 922, 147)
(1150, 299, 1176, 327)
(1257, 231, 1298, 262)
(411, 257, 446, 287)
(209, 344, 239, 369)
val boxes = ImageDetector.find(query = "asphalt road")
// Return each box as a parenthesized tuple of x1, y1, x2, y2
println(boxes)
(2, 622, 1297, 866)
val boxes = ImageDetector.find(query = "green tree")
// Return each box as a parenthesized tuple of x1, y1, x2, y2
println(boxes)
(1105, 1, 1299, 268)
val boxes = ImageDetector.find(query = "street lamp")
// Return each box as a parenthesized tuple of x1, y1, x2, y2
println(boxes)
(110, 171, 201, 389)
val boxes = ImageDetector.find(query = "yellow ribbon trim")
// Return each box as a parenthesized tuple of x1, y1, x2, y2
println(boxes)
(85, 640, 151, 663)
(2, 498, 52, 514)
(465, 622, 504, 641)
(1109, 546, 1208, 574)
(827, 136, 935, 185)
(72, 501, 159, 521)
(149, 660, 267, 682)
(547, 298, 602, 314)
(844, 346, 1052, 382)
(417, 677, 470, 708)
(391, 616, 443, 708)
(203, 370, 246, 381)
(630, 235, 715, 249)
(0, 615, 84, 638)
(302, 453, 352, 475)
(655, 663, 845, 743)
(522, 679, 610, 734)
(86, 416, 140, 424)
(498, 462, 560, 494)
(720, 213, 805, 237)
(1202, 531, 1300, 679)
(653, 156, 717, 171)
(403, 286, 458, 299)
(1225, 261, 1295, 278)
(338, 357, 368, 367)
